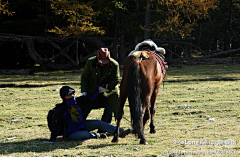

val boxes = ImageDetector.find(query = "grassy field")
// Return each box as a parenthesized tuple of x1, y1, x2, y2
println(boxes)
(0, 63, 239, 157)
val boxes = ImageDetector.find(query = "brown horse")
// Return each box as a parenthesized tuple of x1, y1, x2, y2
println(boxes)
(111, 51, 165, 144)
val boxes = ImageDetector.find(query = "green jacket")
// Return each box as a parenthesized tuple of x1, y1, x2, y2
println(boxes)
(81, 56, 120, 119)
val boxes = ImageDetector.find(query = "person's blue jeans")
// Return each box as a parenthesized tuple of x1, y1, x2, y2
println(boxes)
(67, 120, 123, 140)
(101, 98, 112, 123)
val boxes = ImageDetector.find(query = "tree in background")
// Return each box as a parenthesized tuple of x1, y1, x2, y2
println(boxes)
(0, 0, 220, 39)
(0, 0, 239, 68)
(48, 0, 105, 36)
(149, 0, 219, 38)
(192, 0, 240, 51)
(0, 0, 51, 35)
(0, 0, 14, 16)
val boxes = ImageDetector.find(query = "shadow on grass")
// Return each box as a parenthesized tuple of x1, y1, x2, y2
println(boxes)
(0, 138, 129, 155)
(0, 138, 82, 154)
(166, 77, 240, 83)
(81, 143, 128, 149)
(0, 77, 239, 88)
(0, 82, 80, 88)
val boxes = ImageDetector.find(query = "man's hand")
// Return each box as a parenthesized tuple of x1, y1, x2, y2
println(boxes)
(99, 87, 109, 93)
(81, 92, 87, 96)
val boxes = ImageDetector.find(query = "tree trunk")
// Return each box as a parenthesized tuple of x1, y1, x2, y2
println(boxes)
(223, 0, 233, 50)
(119, 32, 126, 65)
(144, 0, 151, 39)
(135, 0, 140, 43)
(201, 48, 240, 58)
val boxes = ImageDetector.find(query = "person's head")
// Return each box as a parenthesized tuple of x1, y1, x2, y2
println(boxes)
(60, 86, 75, 100)
(96, 48, 111, 66)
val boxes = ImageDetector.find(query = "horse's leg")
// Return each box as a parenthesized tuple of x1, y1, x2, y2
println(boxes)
(138, 103, 150, 144)
(143, 108, 150, 130)
(111, 73, 128, 143)
(142, 95, 152, 130)
(149, 87, 159, 134)
(139, 94, 152, 145)
(139, 61, 154, 145)
(142, 75, 154, 131)
(111, 96, 126, 143)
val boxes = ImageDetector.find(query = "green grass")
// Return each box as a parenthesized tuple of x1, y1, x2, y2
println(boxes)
(0, 63, 239, 157)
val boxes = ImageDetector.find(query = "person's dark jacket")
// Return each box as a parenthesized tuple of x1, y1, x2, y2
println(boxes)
(80, 56, 120, 119)
(50, 101, 86, 140)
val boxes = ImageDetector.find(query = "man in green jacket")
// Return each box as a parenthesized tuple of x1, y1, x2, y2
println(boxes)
(80, 48, 120, 125)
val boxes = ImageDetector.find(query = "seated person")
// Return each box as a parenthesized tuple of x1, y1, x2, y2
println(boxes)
(49, 86, 130, 141)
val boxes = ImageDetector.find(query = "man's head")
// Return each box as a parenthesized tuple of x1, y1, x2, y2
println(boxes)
(60, 86, 75, 99)
(96, 48, 111, 66)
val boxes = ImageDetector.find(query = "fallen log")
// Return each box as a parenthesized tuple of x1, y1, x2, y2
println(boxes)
(0, 33, 114, 69)
(0, 69, 34, 75)
(201, 48, 240, 58)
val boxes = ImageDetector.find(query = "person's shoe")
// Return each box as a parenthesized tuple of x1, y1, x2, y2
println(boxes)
(120, 129, 131, 138)
(99, 133, 108, 139)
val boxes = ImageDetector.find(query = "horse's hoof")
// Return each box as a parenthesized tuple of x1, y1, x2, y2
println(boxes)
(150, 129, 156, 134)
(140, 139, 148, 145)
(111, 137, 119, 143)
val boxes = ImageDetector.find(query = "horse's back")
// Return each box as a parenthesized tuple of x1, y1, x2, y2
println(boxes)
(131, 51, 163, 83)
(122, 51, 163, 93)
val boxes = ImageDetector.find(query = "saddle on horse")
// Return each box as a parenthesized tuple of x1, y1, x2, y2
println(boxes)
(129, 50, 168, 75)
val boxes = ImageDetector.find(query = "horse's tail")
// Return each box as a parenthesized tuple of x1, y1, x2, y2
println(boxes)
(127, 57, 143, 138)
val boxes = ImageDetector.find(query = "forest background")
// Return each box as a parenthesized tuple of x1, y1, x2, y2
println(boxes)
(0, 1, 239, 156)
(0, 0, 240, 70)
